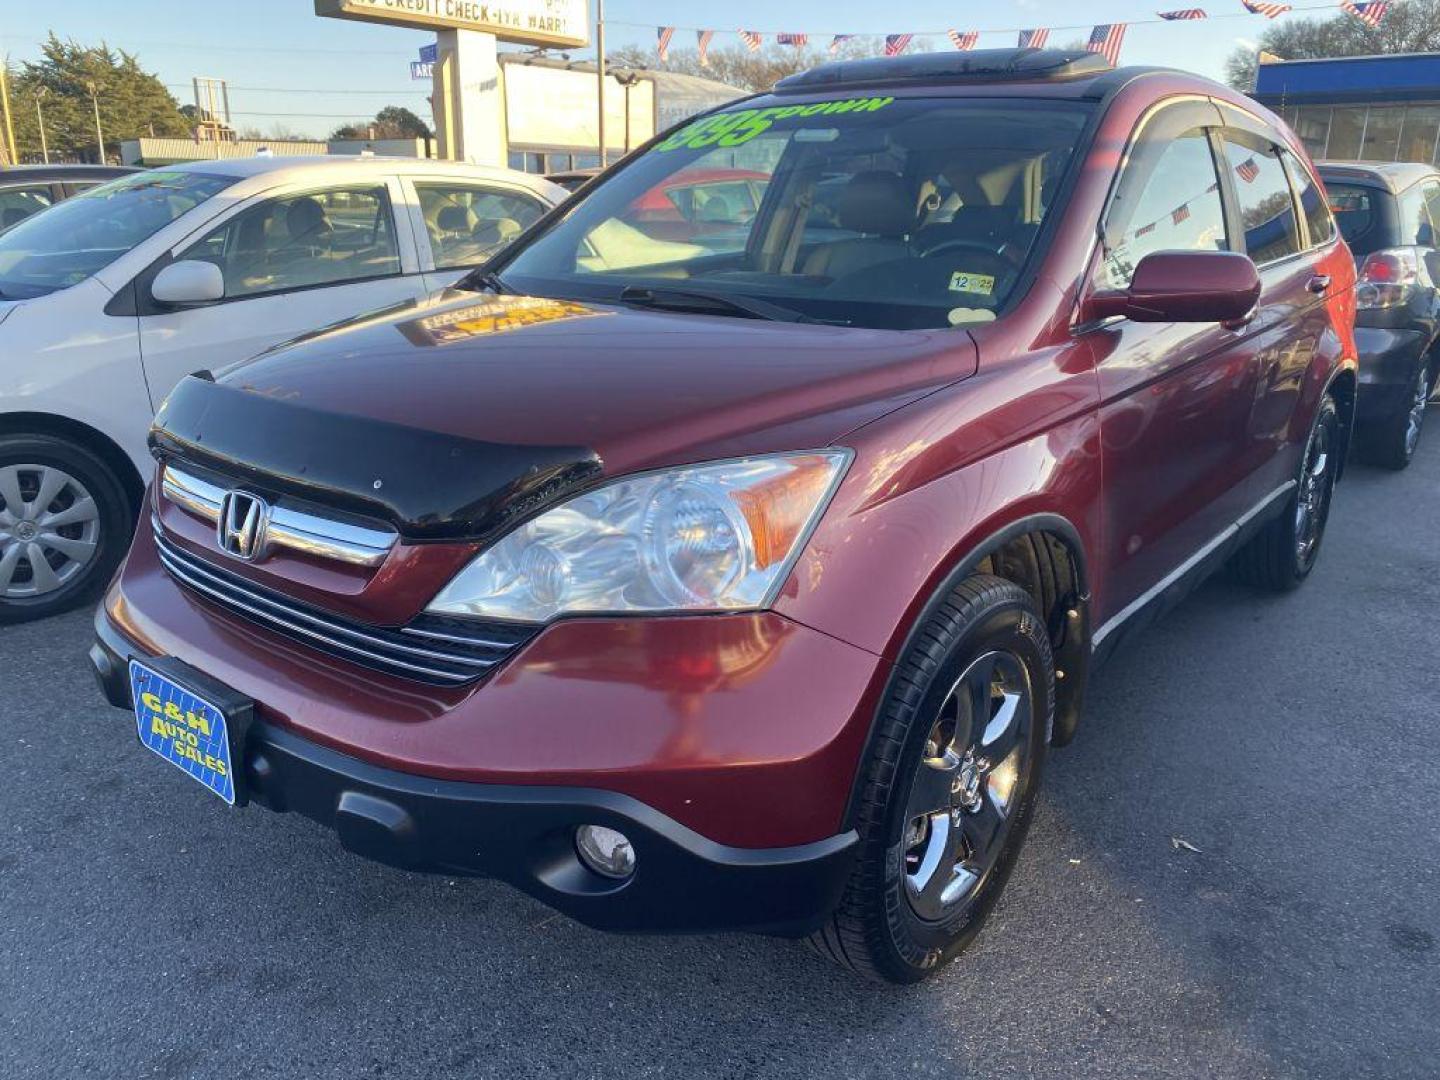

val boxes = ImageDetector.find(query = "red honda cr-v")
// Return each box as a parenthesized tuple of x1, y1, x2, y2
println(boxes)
(91, 49, 1356, 984)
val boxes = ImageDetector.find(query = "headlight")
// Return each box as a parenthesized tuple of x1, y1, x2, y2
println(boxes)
(426, 450, 851, 622)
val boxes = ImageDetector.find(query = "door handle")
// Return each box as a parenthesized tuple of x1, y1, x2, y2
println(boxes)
(1307, 274, 1331, 295)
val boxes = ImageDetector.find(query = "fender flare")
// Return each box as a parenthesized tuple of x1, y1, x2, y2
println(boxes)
(839, 511, 1093, 831)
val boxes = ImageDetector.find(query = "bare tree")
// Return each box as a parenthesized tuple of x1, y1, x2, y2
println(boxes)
(609, 35, 929, 92)
(1225, 0, 1440, 90)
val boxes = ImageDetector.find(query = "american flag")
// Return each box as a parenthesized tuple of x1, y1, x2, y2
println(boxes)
(948, 29, 980, 51)
(885, 33, 914, 56)
(1206, 181, 1220, 192)
(739, 29, 763, 52)
(1236, 157, 1261, 182)
(776, 32, 809, 47)
(656, 26, 675, 63)
(696, 29, 715, 66)
(1341, 0, 1389, 26)
(1018, 28, 1051, 49)
(1158, 8, 1208, 18)
(1242, 1, 1292, 18)
(1086, 23, 1127, 66)
(829, 34, 853, 55)
(1137, 222, 1157, 236)
(1172, 205, 1191, 225)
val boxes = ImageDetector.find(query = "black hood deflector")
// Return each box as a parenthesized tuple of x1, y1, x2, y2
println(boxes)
(149, 376, 603, 542)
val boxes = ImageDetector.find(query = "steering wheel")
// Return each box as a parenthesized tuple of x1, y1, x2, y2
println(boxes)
(919, 238, 1006, 261)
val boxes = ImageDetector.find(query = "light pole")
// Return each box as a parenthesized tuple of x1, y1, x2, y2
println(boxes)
(34, 87, 48, 164)
(85, 80, 104, 163)
(595, 0, 606, 168)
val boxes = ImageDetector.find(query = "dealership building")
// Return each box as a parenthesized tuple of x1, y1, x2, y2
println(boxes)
(1254, 52, 1440, 164)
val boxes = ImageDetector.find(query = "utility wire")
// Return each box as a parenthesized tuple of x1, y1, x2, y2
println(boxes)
(605, 0, 1420, 37)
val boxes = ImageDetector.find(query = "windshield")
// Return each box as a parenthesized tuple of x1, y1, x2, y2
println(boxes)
(0, 170, 235, 299)
(494, 97, 1092, 330)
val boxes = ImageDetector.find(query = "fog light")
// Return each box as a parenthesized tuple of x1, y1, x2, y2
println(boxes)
(575, 825, 636, 879)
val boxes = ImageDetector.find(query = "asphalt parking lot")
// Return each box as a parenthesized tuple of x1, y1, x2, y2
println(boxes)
(2, 430, 1437, 1080)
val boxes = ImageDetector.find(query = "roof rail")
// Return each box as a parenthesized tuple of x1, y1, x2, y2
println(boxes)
(773, 48, 1113, 93)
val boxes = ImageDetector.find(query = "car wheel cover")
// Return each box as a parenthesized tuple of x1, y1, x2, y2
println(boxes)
(1294, 413, 1335, 570)
(0, 464, 101, 599)
(903, 649, 1033, 922)
(1404, 364, 1428, 457)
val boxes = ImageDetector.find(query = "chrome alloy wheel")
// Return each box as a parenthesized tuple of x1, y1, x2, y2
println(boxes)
(0, 464, 101, 599)
(1294, 417, 1334, 569)
(1404, 364, 1429, 458)
(903, 650, 1033, 921)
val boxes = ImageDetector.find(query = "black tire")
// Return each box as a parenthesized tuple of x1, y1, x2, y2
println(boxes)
(0, 434, 135, 625)
(1230, 394, 1339, 592)
(1360, 360, 1430, 471)
(809, 574, 1053, 984)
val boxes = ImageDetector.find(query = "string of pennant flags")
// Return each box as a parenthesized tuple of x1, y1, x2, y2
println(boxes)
(650, 0, 1394, 66)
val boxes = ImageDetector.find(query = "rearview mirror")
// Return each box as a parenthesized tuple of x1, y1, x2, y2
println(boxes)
(151, 260, 225, 306)
(1087, 250, 1261, 325)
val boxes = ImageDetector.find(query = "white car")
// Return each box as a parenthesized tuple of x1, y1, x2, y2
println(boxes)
(0, 156, 565, 622)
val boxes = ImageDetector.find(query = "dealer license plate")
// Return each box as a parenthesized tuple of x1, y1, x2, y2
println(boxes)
(130, 660, 239, 805)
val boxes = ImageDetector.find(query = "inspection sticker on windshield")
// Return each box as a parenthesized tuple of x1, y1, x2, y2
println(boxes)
(655, 97, 895, 152)
(949, 271, 996, 296)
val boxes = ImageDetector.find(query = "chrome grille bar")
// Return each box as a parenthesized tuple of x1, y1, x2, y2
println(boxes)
(152, 523, 532, 685)
(162, 464, 396, 567)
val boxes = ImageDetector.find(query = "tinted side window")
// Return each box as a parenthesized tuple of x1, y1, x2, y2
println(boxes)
(1221, 135, 1300, 264)
(1281, 151, 1335, 247)
(1326, 182, 1382, 254)
(1398, 183, 1436, 247)
(1100, 127, 1228, 290)
(178, 186, 400, 300)
(1424, 183, 1440, 245)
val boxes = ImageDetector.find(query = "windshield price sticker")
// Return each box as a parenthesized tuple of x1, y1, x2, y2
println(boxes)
(655, 97, 895, 152)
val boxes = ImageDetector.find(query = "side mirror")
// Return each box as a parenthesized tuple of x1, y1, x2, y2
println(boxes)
(1087, 250, 1261, 325)
(151, 260, 225, 306)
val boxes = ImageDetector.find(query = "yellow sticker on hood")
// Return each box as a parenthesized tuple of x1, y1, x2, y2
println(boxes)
(948, 271, 996, 296)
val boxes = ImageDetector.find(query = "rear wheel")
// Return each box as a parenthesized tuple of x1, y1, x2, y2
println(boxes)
(1362, 361, 1430, 471)
(0, 435, 134, 624)
(1230, 394, 1339, 592)
(809, 574, 1052, 983)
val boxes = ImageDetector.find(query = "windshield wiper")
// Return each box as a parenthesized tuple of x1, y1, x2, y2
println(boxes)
(618, 285, 816, 324)
(463, 270, 510, 295)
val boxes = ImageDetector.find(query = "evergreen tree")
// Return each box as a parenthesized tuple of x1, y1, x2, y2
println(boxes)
(3, 34, 190, 163)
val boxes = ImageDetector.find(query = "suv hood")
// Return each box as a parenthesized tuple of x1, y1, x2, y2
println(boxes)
(152, 290, 975, 540)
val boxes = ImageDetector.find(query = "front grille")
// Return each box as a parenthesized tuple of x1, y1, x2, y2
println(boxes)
(152, 523, 535, 685)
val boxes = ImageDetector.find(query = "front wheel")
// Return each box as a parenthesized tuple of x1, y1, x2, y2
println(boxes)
(1230, 394, 1339, 592)
(0, 435, 134, 624)
(809, 574, 1053, 984)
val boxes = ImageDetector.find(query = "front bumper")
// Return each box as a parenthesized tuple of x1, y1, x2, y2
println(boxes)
(92, 609, 858, 935)
(1355, 326, 1428, 424)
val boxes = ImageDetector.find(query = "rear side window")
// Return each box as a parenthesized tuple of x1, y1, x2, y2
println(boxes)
(1325, 183, 1381, 253)
(1280, 152, 1335, 247)
(1398, 183, 1437, 247)
(1099, 126, 1228, 290)
(1221, 135, 1300, 265)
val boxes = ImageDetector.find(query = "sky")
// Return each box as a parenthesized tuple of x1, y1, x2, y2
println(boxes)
(0, 0, 1287, 139)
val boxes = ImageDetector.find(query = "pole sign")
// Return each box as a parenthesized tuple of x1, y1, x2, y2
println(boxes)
(419, 42, 438, 63)
(315, 0, 590, 48)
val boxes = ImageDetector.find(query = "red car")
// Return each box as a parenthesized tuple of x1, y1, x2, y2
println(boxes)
(90, 50, 1356, 984)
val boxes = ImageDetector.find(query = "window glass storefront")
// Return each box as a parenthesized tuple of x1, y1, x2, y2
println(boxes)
(1270, 102, 1440, 164)
(1399, 105, 1440, 163)
(1326, 106, 1367, 161)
